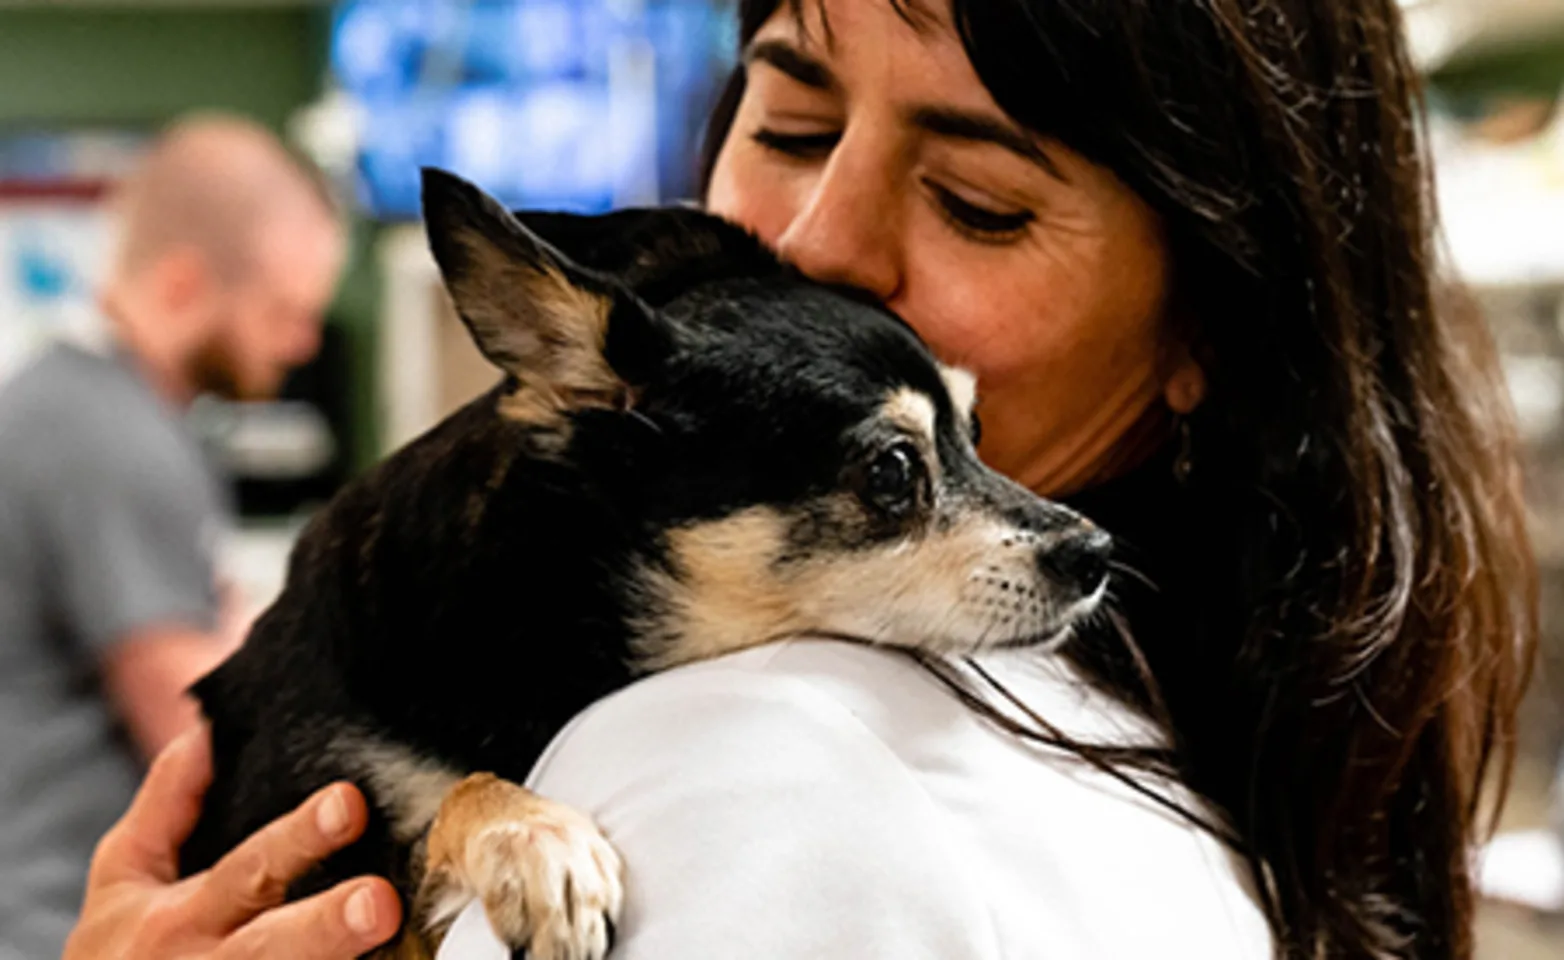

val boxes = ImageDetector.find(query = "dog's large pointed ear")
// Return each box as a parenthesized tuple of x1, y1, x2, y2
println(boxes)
(421, 169, 671, 418)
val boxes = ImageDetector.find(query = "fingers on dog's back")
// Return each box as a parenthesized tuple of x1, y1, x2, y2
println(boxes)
(94, 726, 213, 887)
(197, 782, 370, 932)
(216, 877, 403, 960)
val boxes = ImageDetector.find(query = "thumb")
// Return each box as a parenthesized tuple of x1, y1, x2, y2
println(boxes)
(94, 722, 213, 887)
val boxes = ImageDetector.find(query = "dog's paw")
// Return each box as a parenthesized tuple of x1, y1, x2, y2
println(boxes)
(464, 811, 622, 960)
(421, 773, 623, 960)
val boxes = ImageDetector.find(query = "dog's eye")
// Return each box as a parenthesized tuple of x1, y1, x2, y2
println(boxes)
(864, 443, 924, 515)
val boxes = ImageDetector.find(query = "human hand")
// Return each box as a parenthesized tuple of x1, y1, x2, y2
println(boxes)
(63, 723, 402, 959)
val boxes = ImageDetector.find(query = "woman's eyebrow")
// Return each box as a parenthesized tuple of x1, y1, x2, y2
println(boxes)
(909, 106, 1068, 183)
(742, 38, 1065, 185)
(745, 39, 839, 93)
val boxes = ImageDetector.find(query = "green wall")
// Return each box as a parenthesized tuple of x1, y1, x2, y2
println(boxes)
(1431, 35, 1564, 102)
(0, 8, 326, 129)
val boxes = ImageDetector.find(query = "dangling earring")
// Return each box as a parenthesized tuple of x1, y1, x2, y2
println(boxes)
(1164, 357, 1205, 486)
(1172, 416, 1194, 485)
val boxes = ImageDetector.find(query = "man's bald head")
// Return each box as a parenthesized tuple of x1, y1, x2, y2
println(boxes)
(104, 114, 346, 404)
(110, 114, 335, 283)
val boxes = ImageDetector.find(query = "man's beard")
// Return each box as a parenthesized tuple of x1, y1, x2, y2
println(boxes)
(187, 331, 250, 401)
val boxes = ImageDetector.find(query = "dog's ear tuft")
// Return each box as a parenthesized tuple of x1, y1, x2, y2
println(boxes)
(421, 168, 638, 411)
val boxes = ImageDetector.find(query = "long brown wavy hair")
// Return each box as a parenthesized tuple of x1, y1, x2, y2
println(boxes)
(700, 1, 1538, 957)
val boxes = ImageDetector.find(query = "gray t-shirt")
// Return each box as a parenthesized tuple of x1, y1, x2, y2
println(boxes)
(0, 342, 226, 959)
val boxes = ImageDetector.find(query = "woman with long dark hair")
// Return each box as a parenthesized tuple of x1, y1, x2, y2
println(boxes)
(651, 0, 1535, 954)
(69, 2, 1536, 958)
(688, 2, 1534, 954)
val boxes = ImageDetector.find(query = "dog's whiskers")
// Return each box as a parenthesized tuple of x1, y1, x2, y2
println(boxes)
(1107, 559, 1159, 594)
(626, 409, 663, 434)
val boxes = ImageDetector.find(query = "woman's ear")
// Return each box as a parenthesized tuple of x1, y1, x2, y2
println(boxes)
(1163, 351, 1207, 414)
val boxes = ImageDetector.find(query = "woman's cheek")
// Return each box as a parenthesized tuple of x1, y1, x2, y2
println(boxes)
(709, 147, 808, 246)
(899, 265, 1046, 383)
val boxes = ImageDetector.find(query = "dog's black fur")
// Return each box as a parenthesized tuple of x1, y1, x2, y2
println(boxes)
(180, 170, 1106, 945)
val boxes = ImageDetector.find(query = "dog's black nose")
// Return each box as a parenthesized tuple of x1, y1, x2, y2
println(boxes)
(1037, 526, 1111, 597)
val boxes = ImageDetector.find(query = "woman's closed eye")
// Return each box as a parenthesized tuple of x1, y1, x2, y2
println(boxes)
(925, 181, 1035, 242)
(750, 126, 1037, 244)
(752, 127, 842, 159)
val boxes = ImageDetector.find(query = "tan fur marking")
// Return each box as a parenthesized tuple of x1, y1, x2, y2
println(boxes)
(490, 266, 619, 433)
(496, 385, 568, 429)
(635, 508, 801, 669)
(418, 774, 623, 960)
(881, 387, 944, 487)
(775, 516, 1065, 653)
(939, 365, 978, 423)
(423, 775, 547, 876)
(638, 500, 1091, 668)
(444, 229, 621, 434)
(368, 930, 436, 960)
(883, 387, 938, 447)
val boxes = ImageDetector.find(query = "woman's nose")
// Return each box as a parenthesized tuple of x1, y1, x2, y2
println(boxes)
(773, 144, 903, 301)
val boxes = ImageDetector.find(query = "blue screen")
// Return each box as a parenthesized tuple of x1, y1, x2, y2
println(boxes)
(332, 0, 737, 219)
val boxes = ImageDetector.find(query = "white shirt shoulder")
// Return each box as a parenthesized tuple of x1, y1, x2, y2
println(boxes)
(439, 640, 1273, 959)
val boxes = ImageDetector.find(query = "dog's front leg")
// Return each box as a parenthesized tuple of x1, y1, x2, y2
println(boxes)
(367, 929, 437, 960)
(411, 773, 624, 960)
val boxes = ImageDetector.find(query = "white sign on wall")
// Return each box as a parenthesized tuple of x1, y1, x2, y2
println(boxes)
(0, 199, 113, 384)
(0, 130, 146, 387)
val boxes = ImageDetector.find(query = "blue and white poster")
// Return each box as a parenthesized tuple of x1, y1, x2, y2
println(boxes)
(0, 131, 145, 385)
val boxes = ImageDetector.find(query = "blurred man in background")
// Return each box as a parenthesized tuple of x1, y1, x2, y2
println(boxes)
(0, 113, 345, 958)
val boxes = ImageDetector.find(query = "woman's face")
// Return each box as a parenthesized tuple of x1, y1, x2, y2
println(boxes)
(707, 0, 1202, 495)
